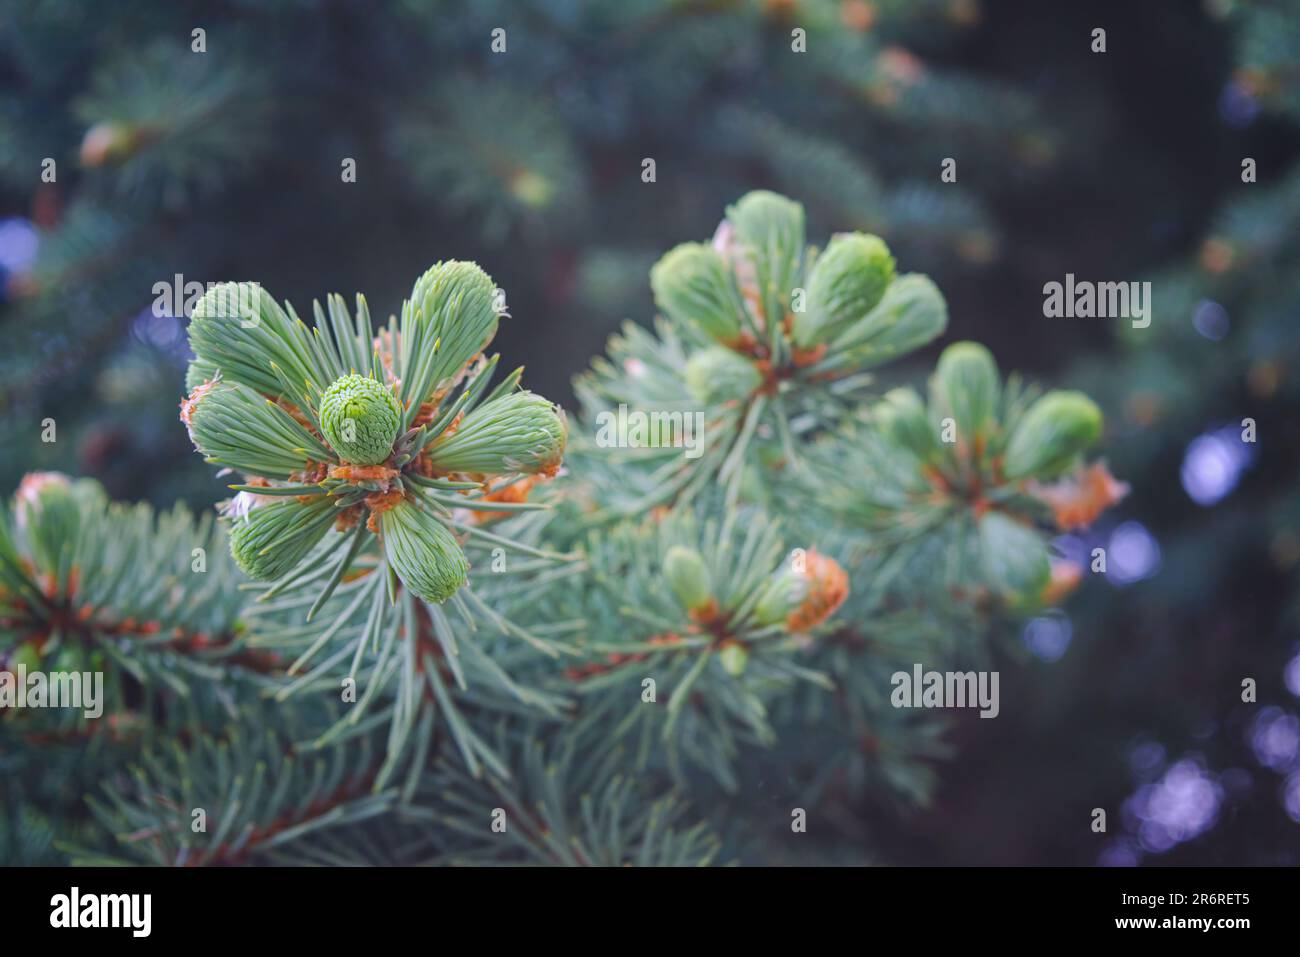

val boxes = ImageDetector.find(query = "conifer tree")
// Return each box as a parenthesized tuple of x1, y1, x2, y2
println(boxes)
(3, 0, 1296, 869)
(2, 190, 1120, 865)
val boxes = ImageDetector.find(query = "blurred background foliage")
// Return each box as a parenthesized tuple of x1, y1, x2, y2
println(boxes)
(1, 0, 1298, 864)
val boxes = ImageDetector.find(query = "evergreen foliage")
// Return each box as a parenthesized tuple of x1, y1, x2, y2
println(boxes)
(3, 0, 1298, 868)
(2, 188, 1120, 865)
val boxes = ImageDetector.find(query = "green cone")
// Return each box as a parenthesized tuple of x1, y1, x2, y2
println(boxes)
(932, 341, 1000, 445)
(651, 243, 744, 343)
(978, 511, 1050, 599)
(835, 274, 948, 366)
(717, 642, 750, 677)
(426, 391, 567, 476)
(726, 190, 805, 299)
(188, 282, 320, 398)
(14, 472, 98, 576)
(380, 499, 469, 604)
(1002, 391, 1103, 479)
(406, 261, 501, 402)
(684, 346, 762, 404)
(186, 379, 327, 479)
(319, 374, 402, 465)
(795, 232, 895, 347)
(229, 496, 336, 582)
(663, 545, 714, 613)
(753, 562, 811, 626)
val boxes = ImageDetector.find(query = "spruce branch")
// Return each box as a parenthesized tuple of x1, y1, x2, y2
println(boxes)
(71, 701, 398, 866)
(556, 503, 846, 791)
(0, 472, 266, 737)
(182, 261, 574, 621)
(572, 189, 949, 517)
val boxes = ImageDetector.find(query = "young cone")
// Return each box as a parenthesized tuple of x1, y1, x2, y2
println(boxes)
(229, 496, 337, 582)
(717, 641, 750, 676)
(1002, 391, 1103, 480)
(726, 191, 806, 298)
(380, 499, 470, 604)
(978, 511, 1050, 599)
(319, 373, 402, 465)
(932, 341, 1000, 445)
(404, 261, 501, 405)
(426, 391, 567, 476)
(663, 545, 714, 615)
(650, 243, 744, 343)
(14, 472, 101, 576)
(187, 282, 320, 398)
(183, 378, 327, 479)
(753, 550, 849, 632)
(796, 232, 895, 347)
(833, 274, 948, 366)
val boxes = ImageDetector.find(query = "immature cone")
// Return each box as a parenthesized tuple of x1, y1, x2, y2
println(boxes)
(786, 551, 850, 631)
(184, 378, 319, 480)
(1002, 391, 1103, 480)
(188, 282, 316, 398)
(229, 497, 336, 582)
(932, 341, 1000, 443)
(754, 563, 809, 626)
(408, 260, 501, 394)
(977, 511, 1050, 599)
(15, 472, 75, 534)
(754, 550, 849, 632)
(726, 191, 806, 293)
(380, 500, 470, 604)
(795, 232, 895, 348)
(711, 219, 759, 306)
(319, 374, 402, 465)
(717, 641, 750, 677)
(835, 274, 948, 365)
(14, 472, 96, 575)
(684, 346, 762, 404)
(650, 243, 743, 343)
(663, 545, 714, 614)
(426, 391, 566, 476)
